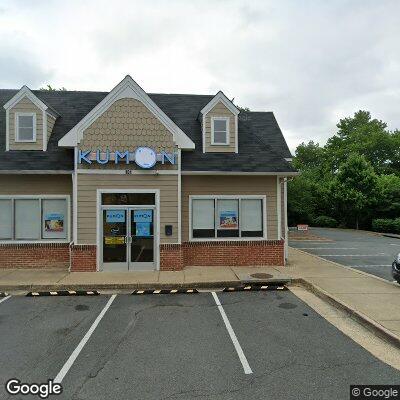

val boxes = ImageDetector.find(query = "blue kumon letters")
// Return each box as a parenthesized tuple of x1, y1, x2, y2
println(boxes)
(78, 147, 176, 169)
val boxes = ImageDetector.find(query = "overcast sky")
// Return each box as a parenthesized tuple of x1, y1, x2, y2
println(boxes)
(1, 0, 399, 152)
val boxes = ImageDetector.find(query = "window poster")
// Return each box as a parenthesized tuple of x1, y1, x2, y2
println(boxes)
(44, 213, 64, 232)
(136, 222, 151, 237)
(219, 211, 238, 229)
(106, 210, 125, 223)
(134, 210, 152, 223)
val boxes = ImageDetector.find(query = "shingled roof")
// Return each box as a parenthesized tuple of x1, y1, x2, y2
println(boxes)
(0, 89, 295, 173)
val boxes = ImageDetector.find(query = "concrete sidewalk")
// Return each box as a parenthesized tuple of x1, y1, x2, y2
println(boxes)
(283, 247, 400, 346)
(0, 265, 289, 292)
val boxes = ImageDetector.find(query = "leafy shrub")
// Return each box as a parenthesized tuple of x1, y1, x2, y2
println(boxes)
(371, 218, 400, 233)
(392, 218, 400, 234)
(313, 216, 338, 228)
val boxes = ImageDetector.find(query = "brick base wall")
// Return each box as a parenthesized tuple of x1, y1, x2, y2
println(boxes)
(0, 243, 70, 269)
(0, 241, 284, 271)
(160, 244, 184, 271)
(70, 245, 97, 272)
(160, 240, 284, 271)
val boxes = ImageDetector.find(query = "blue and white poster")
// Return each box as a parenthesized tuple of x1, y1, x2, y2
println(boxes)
(134, 210, 152, 223)
(106, 210, 125, 223)
(136, 222, 151, 237)
(219, 211, 238, 229)
(44, 213, 64, 232)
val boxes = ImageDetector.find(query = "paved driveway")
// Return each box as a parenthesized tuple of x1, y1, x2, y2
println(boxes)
(290, 227, 400, 282)
(0, 292, 399, 399)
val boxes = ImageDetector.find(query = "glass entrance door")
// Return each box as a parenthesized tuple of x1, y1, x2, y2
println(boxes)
(130, 209, 154, 270)
(102, 209, 128, 270)
(102, 207, 155, 271)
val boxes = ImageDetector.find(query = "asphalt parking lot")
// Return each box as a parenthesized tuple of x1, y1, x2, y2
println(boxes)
(1, 291, 399, 400)
(290, 227, 400, 282)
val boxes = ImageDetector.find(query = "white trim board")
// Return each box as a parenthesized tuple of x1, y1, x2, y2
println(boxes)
(76, 169, 178, 175)
(3, 86, 48, 111)
(58, 75, 195, 150)
(200, 91, 239, 116)
(0, 170, 73, 175)
(181, 171, 300, 176)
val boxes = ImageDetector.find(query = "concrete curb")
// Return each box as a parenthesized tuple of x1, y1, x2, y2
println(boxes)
(0, 278, 291, 294)
(383, 233, 400, 240)
(293, 278, 400, 349)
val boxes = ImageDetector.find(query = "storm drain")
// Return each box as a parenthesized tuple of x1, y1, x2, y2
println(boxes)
(26, 290, 100, 297)
(249, 273, 274, 279)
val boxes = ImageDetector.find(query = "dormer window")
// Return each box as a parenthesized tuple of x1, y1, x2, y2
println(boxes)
(211, 117, 229, 145)
(16, 113, 36, 142)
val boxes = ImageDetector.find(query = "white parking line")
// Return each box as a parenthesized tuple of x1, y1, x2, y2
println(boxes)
(298, 248, 357, 250)
(0, 295, 11, 305)
(211, 292, 253, 375)
(319, 254, 387, 257)
(353, 265, 390, 268)
(390, 244, 400, 247)
(54, 294, 117, 384)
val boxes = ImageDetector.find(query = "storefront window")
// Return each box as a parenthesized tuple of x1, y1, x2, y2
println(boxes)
(15, 199, 41, 239)
(241, 199, 263, 237)
(0, 197, 69, 241)
(191, 197, 264, 239)
(192, 199, 215, 238)
(0, 200, 12, 239)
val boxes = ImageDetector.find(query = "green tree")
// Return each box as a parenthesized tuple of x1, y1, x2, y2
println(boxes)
(325, 111, 398, 175)
(375, 174, 400, 219)
(39, 85, 66, 91)
(329, 154, 378, 229)
(292, 141, 325, 171)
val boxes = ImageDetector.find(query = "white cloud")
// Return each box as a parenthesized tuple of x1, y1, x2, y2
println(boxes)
(1, 0, 400, 153)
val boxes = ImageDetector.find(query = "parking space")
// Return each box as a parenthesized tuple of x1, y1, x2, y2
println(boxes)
(1, 291, 399, 399)
(0, 295, 109, 399)
(290, 227, 399, 281)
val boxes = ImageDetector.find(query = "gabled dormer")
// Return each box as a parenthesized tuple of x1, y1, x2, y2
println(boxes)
(200, 91, 240, 153)
(3, 86, 59, 151)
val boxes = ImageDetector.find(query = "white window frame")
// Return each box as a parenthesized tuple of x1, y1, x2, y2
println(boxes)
(189, 195, 267, 241)
(15, 112, 37, 143)
(211, 116, 230, 145)
(0, 195, 70, 243)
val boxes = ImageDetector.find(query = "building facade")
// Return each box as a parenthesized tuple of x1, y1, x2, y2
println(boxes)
(0, 76, 297, 272)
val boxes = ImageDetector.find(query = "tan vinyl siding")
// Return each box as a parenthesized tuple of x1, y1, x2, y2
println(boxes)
(78, 98, 177, 170)
(9, 97, 43, 150)
(181, 176, 278, 241)
(47, 115, 56, 143)
(0, 175, 72, 195)
(204, 101, 235, 153)
(76, 174, 178, 244)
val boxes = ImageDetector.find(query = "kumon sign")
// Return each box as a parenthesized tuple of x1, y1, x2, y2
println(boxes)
(78, 147, 177, 169)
